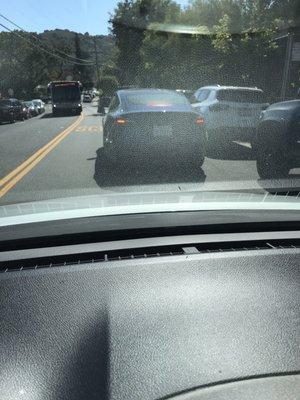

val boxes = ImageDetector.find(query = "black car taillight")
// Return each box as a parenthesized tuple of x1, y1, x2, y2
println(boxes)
(115, 117, 128, 125)
(195, 117, 205, 125)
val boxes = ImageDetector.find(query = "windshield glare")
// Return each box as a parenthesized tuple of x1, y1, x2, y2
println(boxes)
(0, 0, 299, 223)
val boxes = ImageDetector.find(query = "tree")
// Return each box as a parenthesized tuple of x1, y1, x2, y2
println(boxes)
(109, 0, 180, 86)
(98, 75, 119, 95)
(73, 33, 94, 86)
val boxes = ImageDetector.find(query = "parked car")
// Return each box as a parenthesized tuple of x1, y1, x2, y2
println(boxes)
(83, 93, 92, 103)
(0, 99, 15, 123)
(25, 101, 39, 117)
(0, 98, 23, 123)
(191, 86, 269, 151)
(98, 96, 111, 114)
(102, 89, 205, 165)
(21, 102, 31, 120)
(32, 99, 45, 114)
(254, 99, 300, 179)
(40, 96, 51, 104)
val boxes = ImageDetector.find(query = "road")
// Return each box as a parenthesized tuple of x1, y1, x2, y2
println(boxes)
(0, 101, 299, 206)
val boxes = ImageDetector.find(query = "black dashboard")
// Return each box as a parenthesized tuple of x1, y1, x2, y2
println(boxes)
(0, 214, 299, 400)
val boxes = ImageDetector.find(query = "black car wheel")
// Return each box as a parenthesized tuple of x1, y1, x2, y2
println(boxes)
(256, 145, 290, 179)
(103, 143, 118, 164)
(256, 123, 291, 180)
(188, 148, 205, 168)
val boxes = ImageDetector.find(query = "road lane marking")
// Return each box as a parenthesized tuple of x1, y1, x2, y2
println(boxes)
(0, 114, 84, 198)
(74, 125, 102, 132)
(0, 115, 83, 188)
(233, 141, 252, 149)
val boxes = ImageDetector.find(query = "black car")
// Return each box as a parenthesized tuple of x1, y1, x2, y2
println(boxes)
(0, 99, 15, 123)
(254, 99, 300, 179)
(0, 98, 24, 123)
(102, 89, 205, 164)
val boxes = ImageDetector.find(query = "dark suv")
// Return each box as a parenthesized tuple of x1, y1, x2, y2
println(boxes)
(0, 98, 23, 123)
(254, 99, 300, 179)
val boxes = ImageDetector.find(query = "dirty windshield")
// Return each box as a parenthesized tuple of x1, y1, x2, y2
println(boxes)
(0, 0, 299, 223)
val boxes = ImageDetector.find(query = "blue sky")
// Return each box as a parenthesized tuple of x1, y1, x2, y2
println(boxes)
(0, 0, 189, 35)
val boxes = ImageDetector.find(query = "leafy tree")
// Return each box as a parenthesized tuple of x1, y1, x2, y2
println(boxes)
(109, 0, 180, 86)
(109, 0, 298, 98)
(0, 29, 116, 99)
(98, 75, 119, 95)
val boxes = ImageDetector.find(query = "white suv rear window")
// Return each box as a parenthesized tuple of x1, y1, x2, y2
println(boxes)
(217, 90, 265, 103)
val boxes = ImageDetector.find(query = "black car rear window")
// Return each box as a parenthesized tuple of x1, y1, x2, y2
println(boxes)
(217, 90, 265, 103)
(0, 100, 11, 106)
(125, 92, 189, 108)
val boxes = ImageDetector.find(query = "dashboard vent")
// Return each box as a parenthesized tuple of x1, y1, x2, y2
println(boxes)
(1, 239, 299, 273)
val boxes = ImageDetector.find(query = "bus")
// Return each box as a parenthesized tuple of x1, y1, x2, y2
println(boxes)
(48, 81, 82, 116)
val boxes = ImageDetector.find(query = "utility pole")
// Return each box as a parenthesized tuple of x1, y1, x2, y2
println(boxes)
(280, 33, 294, 100)
(93, 37, 101, 89)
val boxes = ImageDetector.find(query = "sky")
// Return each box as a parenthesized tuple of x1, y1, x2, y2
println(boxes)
(0, 0, 189, 36)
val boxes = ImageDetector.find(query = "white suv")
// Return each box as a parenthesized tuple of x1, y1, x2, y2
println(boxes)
(191, 85, 268, 149)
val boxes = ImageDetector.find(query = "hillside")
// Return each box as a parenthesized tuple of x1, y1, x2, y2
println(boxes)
(40, 29, 116, 67)
(0, 28, 117, 97)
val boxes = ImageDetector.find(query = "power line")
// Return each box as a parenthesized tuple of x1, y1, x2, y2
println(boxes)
(0, 15, 95, 66)
(93, 37, 101, 88)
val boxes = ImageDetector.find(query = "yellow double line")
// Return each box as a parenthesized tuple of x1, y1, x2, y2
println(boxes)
(0, 114, 84, 198)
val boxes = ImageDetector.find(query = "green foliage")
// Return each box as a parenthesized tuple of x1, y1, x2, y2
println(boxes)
(98, 75, 119, 95)
(109, 0, 181, 85)
(0, 29, 116, 99)
(109, 0, 299, 99)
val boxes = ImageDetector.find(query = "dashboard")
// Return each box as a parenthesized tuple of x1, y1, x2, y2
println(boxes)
(0, 218, 299, 400)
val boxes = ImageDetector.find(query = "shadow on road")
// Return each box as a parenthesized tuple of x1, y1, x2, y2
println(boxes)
(207, 141, 255, 161)
(41, 112, 80, 119)
(94, 148, 206, 188)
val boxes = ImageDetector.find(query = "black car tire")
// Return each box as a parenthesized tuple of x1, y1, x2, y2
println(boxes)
(256, 123, 291, 180)
(9, 113, 15, 123)
(256, 148, 290, 179)
(103, 143, 118, 165)
(188, 149, 205, 168)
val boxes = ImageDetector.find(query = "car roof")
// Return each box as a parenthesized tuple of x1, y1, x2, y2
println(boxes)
(196, 85, 263, 92)
(268, 99, 300, 110)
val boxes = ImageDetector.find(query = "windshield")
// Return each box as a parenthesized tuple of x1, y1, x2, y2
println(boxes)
(0, 0, 299, 225)
(52, 86, 81, 102)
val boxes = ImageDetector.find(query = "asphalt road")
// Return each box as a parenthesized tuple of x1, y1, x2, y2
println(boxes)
(0, 101, 299, 206)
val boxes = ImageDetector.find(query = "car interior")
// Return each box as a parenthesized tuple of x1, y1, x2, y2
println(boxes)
(1, 210, 299, 400)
